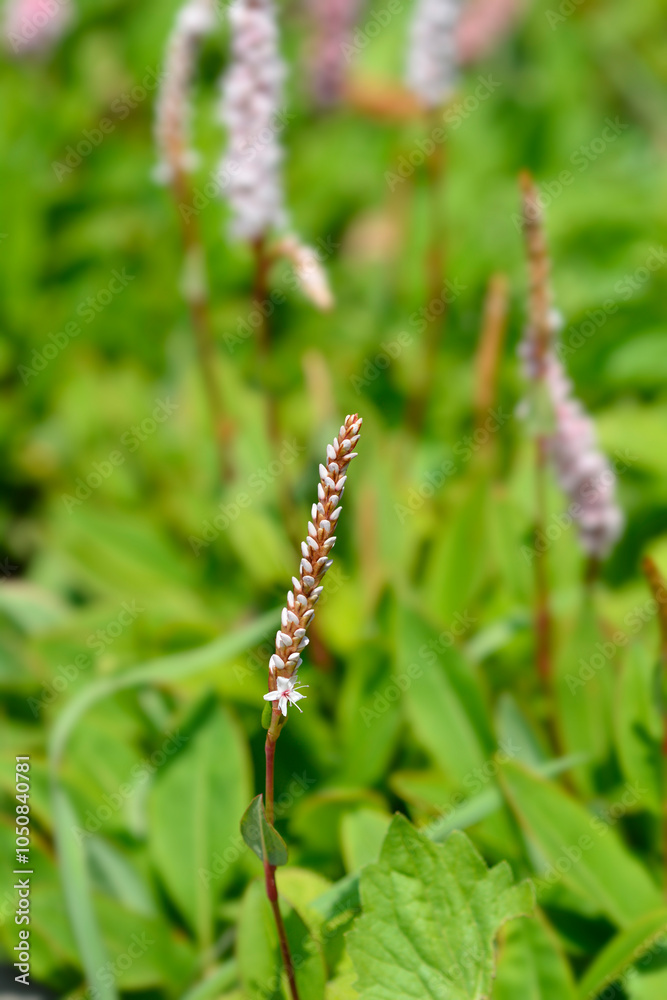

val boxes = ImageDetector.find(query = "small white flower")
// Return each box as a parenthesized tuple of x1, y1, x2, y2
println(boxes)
(263, 675, 308, 716)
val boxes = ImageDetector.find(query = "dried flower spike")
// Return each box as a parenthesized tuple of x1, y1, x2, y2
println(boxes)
(3, 0, 73, 55)
(406, 0, 464, 109)
(274, 234, 334, 311)
(154, 0, 216, 185)
(519, 176, 623, 560)
(218, 0, 288, 241)
(265, 414, 362, 714)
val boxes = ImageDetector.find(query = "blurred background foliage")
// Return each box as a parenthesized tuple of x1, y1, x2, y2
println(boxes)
(1, 0, 667, 997)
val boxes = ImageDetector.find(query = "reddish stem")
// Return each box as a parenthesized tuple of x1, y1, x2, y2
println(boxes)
(264, 860, 300, 1000)
(534, 435, 551, 687)
(409, 109, 447, 431)
(251, 237, 298, 544)
(169, 168, 234, 484)
(263, 721, 299, 1000)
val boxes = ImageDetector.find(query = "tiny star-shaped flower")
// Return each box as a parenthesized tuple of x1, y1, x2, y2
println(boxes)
(263, 675, 308, 716)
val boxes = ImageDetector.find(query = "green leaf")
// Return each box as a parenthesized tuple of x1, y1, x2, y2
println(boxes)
(49, 608, 278, 765)
(627, 968, 667, 999)
(500, 761, 662, 927)
(179, 961, 239, 1000)
(149, 703, 252, 947)
(495, 693, 547, 768)
(576, 909, 667, 1000)
(423, 477, 489, 623)
(336, 641, 402, 788)
(87, 837, 156, 917)
(340, 809, 392, 872)
(396, 603, 488, 785)
(94, 896, 198, 993)
(494, 914, 576, 1000)
(52, 784, 119, 1000)
(613, 644, 662, 814)
(347, 815, 533, 999)
(554, 601, 614, 795)
(311, 755, 582, 924)
(241, 795, 289, 867)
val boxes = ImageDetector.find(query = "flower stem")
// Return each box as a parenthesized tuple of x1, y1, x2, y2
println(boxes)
(264, 859, 300, 1000)
(640, 557, 667, 900)
(170, 168, 233, 484)
(534, 435, 551, 688)
(263, 718, 299, 1000)
(409, 108, 447, 432)
(251, 237, 297, 544)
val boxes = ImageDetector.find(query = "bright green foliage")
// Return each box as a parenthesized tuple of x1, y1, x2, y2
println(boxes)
(575, 909, 667, 1000)
(1, 0, 667, 996)
(347, 816, 533, 999)
(149, 703, 252, 946)
(494, 914, 576, 1000)
(500, 761, 662, 927)
(613, 644, 662, 814)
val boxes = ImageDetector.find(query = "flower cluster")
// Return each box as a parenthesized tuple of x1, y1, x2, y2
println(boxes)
(264, 414, 362, 716)
(519, 174, 623, 561)
(306, 0, 360, 107)
(406, 0, 464, 108)
(521, 324, 624, 559)
(3, 0, 72, 55)
(457, 0, 524, 65)
(154, 0, 216, 185)
(218, 0, 287, 241)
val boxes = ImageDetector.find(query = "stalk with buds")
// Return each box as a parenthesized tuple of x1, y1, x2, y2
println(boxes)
(217, 0, 334, 524)
(245, 415, 362, 1000)
(155, 0, 216, 185)
(406, 0, 464, 110)
(519, 172, 624, 685)
(217, 0, 333, 313)
(305, 0, 361, 107)
(519, 173, 624, 568)
(217, 0, 287, 245)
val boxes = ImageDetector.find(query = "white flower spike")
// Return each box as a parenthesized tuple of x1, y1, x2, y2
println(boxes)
(263, 414, 362, 720)
(264, 675, 308, 716)
(406, 0, 464, 108)
(154, 0, 217, 184)
(217, 0, 288, 241)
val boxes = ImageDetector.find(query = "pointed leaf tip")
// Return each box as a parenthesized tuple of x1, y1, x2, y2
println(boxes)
(240, 794, 288, 867)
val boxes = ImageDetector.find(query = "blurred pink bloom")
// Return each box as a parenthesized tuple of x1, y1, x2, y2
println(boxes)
(519, 316, 624, 560)
(218, 0, 288, 241)
(3, 0, 73, 54)
(154, 0, 216, 184)
(305, 0, 361, 107)
(457, 0, 526, 64)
